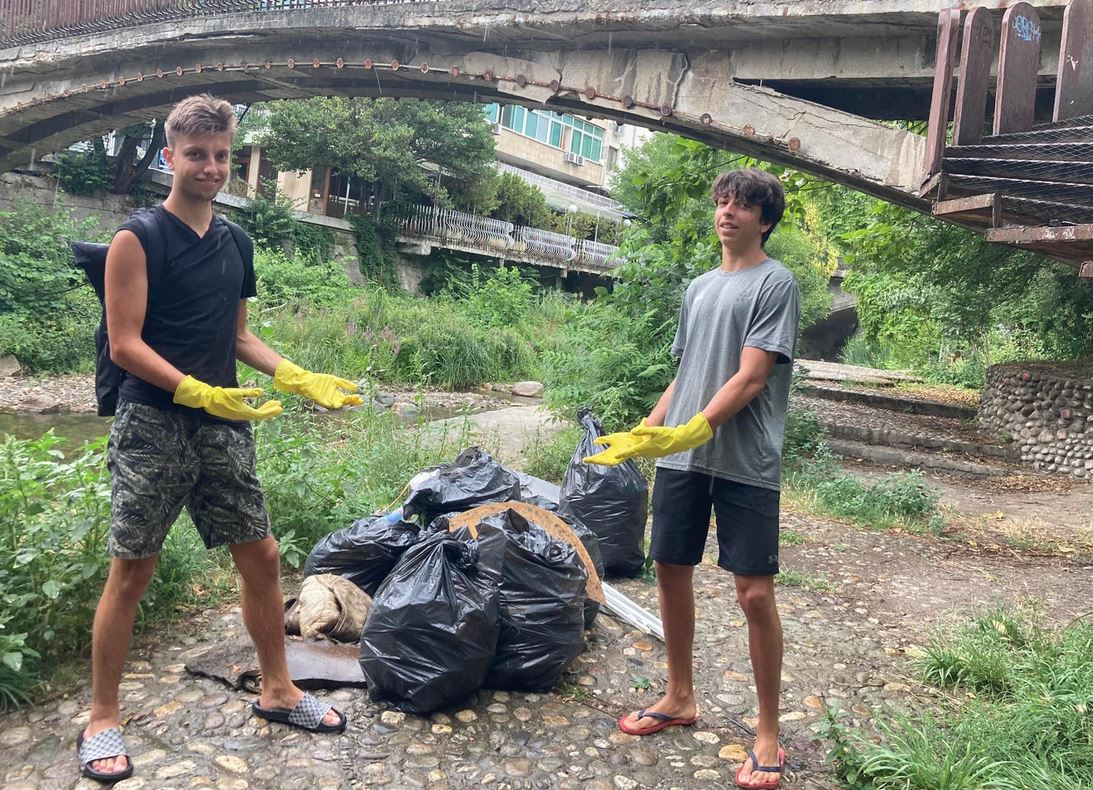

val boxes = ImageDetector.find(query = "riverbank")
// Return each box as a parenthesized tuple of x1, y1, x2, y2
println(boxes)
(0, 373, 534, 418)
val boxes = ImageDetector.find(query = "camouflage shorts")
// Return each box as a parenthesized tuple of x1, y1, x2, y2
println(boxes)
(107, 401, 271, 559)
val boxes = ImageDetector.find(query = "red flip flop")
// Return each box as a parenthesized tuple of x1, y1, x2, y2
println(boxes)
(617, 707, 699, 736)
(734, 746, 786, 789)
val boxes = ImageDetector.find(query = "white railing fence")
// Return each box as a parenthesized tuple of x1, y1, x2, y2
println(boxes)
(397, 203, 621, 271)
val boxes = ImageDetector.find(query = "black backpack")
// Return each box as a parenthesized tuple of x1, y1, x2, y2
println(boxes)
(72, 208, 252, 417)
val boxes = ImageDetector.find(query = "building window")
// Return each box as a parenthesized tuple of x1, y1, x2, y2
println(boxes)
(563, 116, 604, 163)
(488, 104, 596, 158)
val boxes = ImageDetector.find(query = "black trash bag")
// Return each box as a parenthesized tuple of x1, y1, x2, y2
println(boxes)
(359, 524, 504, 714)
(553, 509, 605, 629)
(496, 495, 604, 628)
(559, 409, 649, 577)
(483, 510, 587, 692)
(403, 446, 522, 525)
(304, 513, 421, 596)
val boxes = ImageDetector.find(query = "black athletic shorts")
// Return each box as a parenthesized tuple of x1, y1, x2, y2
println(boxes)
(650, 467, 780, 576)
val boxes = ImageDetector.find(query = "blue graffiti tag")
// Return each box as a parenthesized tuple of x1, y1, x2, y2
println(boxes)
(1012, 15, 1041, 43)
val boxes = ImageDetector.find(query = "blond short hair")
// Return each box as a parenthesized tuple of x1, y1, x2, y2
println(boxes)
(165, 94, 237, 148)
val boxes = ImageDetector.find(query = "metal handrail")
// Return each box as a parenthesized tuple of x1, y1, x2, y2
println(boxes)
(395, 203, 620, 270)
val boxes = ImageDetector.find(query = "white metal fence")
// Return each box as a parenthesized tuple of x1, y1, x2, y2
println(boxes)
(397, 204, 621, 272)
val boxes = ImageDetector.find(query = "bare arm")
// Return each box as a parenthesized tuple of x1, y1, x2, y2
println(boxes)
(645, 378, 677, 427)
(105, 230, 186, 393)
(235, 300, 284, 377)
(700, 345, 779, 429)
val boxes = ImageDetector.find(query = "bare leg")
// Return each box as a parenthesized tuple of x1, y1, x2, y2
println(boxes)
(229, 536, 340, 726)
(621, 561, 698, 733)
(83, 555, 158, 777)
(733, 574, 783, 787)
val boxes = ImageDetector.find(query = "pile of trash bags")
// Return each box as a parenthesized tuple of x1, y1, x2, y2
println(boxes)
(298, 415, 649, 714)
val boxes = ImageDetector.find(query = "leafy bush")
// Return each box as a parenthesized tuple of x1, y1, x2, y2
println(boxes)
(347, 212, 401, 289)
(0, 433, 208, 707)
(490, 172, 553, 229)
(253, 246, 350, 308)
(54, 148, 110, 196)
(232, 182, 299, 251)
(816, 610, 1093, 789)
(0, 200, 101, 372)
(440, 263, 537, 331)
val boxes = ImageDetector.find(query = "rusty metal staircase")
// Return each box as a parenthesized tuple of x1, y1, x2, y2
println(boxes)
(922, 1, 1093, 276)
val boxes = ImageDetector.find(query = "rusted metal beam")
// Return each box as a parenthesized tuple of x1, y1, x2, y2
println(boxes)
(995, 2, 1043, 136)
(953, 7, 995, 147)
(1055, 0, 1093, 121)
(923, 9, 962, 186)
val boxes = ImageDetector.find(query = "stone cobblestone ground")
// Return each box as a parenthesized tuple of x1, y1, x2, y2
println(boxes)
(3, 506, 1087, 790)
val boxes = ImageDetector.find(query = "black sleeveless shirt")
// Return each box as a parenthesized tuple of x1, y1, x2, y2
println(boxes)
(114, 205, 257, 418)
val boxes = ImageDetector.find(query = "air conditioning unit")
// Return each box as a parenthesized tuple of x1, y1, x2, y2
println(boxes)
(490, 123, 503, 135)
(564, 152, 585, 166)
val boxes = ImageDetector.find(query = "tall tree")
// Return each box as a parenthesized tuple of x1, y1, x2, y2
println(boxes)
(254, 97, 499, 216)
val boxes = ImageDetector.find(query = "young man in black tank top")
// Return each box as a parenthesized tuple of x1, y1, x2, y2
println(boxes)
(77, 94, 361, 783)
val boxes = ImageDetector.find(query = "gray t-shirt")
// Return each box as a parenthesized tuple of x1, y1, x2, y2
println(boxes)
(656, 259, 801, 490)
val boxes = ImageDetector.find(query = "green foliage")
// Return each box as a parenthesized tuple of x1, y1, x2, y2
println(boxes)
(258, 286, 539, 390)
(521, 424, 582, 484)
(256, 98, 497, 212)
(790, 459, 942, 531)
(0, 433, 207, 707)
(490, 172, 553, 228)
(232, 182, 300, 251)
(255, 409, 474, 557)
(0, 200, 100, 372)
(253, 247, 349, 308)
(347, 212, 400, 289)
(439, 263, 537, 331)
(821, 185, 1093, 384)
(815, 610, 1093, 789)
(54, 148, 110, 196)
(549, 210, 624, 244)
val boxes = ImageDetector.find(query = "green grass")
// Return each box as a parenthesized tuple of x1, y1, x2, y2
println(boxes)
(776, 568, 835, 592)
(780, 528, 807, 545)
(521, 423, 581, 484)
(815, 609, 1093, 789)
(785, 457, 943, 534)
(0, 405, 479, 709)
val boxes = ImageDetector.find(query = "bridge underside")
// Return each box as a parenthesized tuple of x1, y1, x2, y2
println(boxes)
(0, 2, 1074, 209)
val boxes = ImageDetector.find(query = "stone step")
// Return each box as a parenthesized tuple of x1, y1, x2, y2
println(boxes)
(819, 419, 1019, 461)
(825, 439, 1011, 477)
(801, 384, 977, 420)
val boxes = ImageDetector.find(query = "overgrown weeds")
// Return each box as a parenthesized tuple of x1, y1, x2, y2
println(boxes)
(815, 608, 1093, 789)
(0, 405, 477, 709)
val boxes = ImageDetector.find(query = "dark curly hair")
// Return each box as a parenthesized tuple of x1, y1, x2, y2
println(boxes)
(710, 168, 785, 246)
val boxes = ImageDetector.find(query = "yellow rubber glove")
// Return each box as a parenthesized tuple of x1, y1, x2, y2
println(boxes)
(630, 413, 714, 457)
(582, 424, 648, 466)
(173, 375, 282, 421)
(273, 360, 364, 410)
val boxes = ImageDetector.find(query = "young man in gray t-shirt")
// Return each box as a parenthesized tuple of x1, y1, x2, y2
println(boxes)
(586, 168, 800, 789)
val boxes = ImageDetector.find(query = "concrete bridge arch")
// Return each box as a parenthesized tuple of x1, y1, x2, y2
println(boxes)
(14, 1, 1067, 210)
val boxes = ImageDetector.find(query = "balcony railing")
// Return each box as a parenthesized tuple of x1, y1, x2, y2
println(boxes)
(397, 204, 621, 273)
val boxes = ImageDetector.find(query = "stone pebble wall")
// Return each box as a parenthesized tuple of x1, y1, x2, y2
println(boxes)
(979, 362, 1093, 478)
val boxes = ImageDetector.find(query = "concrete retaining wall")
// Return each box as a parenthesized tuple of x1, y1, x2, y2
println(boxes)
(979, 362, 1093, 479)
